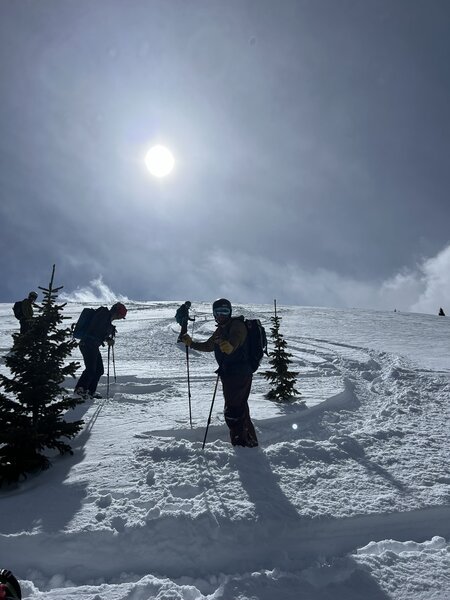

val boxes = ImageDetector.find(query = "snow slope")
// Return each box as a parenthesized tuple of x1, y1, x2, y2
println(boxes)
(0, 302, 449, 599)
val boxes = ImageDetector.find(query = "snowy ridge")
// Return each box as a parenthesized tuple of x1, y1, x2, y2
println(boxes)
(1, 302, 450, 599)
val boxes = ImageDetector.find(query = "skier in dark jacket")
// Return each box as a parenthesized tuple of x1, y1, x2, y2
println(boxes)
(175, 301, 194, 342)
(17, 291, 38, 334)
(182, 298, 258, 447)
(74, 302, 127, 399)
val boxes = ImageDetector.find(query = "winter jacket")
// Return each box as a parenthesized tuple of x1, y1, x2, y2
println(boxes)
(175, 304, 193, 325)
(190, 316, 252, 376)
(81, 307, 115, 346)
(20, 298, 34, 320)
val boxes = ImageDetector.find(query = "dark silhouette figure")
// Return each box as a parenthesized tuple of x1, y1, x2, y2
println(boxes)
(175, 301, 194, 342)
(15, 291, 38, 334)
(182, 298, 258, 447)
(74, 302, 127, 399)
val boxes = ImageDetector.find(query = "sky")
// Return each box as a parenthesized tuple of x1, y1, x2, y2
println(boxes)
(1, 302, 450, 598)
(1, 0, 450, 313)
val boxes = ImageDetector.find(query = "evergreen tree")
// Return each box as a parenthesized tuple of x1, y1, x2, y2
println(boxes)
(0, 265, 83, 484)
(263, 299, 303, 403)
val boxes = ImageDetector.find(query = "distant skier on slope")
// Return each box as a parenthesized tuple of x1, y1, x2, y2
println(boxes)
(74, 302, 127, 399)
(13, 290, 38, 334)
(181, 298, 258, 448)
(438, 307, 445, 316)
(175, 301, 194, 342)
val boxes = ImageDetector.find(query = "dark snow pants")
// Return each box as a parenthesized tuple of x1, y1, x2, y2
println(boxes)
(178, 318, 188, 341)
(221, 374, 258, 447)
(76, 341, 104, 394)
(19, 319, 32, 334)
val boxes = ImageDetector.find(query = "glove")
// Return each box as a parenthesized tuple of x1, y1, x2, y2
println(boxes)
(107, 337, 115, 347)
(219, 340, 234, 354)
(182, 334, 192, 347)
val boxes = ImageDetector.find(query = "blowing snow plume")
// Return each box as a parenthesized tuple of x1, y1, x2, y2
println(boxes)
(60, 277, 130, 304)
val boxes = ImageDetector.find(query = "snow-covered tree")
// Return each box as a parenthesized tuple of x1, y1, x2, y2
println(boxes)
(263, 300, 303, 404)
(0, 265, 83, 484)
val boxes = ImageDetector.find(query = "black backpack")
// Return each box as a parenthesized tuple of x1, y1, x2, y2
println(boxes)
(245, 319, 268, 372)
(13, 301, 23, 320)
(174, 306, 184, 325)
(72, 308, 96, 339)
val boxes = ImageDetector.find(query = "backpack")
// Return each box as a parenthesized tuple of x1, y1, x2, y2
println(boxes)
(175, 306, 185, 325)
(245, 319, 268, 372)
(13, 301, 23, 320)
(73, 308, 96, 339)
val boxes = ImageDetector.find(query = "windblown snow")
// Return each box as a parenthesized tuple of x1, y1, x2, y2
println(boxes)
(0, 302, 449, 599)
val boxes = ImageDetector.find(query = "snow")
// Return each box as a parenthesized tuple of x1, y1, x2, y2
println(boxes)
(1, 301, 450, 599)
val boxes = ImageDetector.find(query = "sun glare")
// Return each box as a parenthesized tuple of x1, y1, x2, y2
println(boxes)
(145, 145, 175, 178)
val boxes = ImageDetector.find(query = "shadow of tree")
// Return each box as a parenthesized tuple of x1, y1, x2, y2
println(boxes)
(0, 399, 97, 534)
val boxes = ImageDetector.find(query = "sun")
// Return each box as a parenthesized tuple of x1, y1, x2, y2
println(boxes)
(145, 145, 175, 178)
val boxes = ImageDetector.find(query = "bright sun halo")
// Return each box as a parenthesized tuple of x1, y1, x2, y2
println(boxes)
(145, 145, 174, 178)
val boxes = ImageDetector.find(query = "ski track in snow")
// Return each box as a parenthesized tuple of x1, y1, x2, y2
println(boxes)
(1, 303, 450, 599)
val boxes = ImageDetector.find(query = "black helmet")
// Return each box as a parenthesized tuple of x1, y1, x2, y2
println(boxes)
(28, 291, 37, 300)
(212, 298, 232, 320)
(0, 569, 21, 599)
(185, 301, 191, 307)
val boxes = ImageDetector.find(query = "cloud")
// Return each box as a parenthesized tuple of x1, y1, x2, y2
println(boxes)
(60, 277, 130, 304)
(369, 244, 450, 314)
(176, 245, 450, 314)
(58, 245, 450, 316)
(409, 245, 450, 314)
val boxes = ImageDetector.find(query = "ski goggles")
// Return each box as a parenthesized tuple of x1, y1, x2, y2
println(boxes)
(213, 307, 231, 318)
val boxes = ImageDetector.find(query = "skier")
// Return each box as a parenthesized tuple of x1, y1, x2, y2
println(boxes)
(438, 307, 445, 316)
(14, 291, 38, 334)
(74, 302, 127, 399)
(0, 569, 21, 599)
(182, 298, 258, 447)
(175, 301, 194, 342)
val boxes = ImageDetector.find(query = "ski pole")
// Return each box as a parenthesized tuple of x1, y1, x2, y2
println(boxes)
(107, 345, 111, 400)
(186, 346, 192, 428)
(202, 372, 220, 449)
(112, 344, 117, 383)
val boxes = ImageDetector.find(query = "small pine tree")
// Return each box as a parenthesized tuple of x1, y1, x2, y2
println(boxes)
(0, 265, 84, 484)
(263, 299, 303, 403)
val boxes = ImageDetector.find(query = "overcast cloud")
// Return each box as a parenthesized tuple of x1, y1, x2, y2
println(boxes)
(1, 0, 450, 314)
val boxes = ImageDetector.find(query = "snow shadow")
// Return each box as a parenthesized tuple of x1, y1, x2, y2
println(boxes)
(216, 559, 390, 600)
(333, 435, 412, 494)
(0, 398, 96, 534)
(231, 446, 301, 522)
(0, 449, 89, 534)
